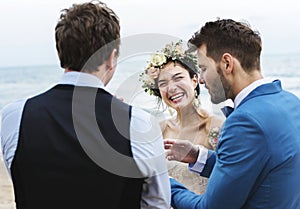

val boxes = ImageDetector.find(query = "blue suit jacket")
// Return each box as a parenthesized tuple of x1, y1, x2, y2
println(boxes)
(171, 80, 300, 209)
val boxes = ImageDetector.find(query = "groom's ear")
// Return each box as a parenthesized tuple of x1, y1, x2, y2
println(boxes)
(221, 53, 233, 74)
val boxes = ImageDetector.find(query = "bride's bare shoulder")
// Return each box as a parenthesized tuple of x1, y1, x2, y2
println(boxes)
(209, 114, 224, 128)
(159, 117, 176, 131)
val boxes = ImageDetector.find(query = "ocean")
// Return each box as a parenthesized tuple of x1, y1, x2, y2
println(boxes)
(0, 53, 300, 115)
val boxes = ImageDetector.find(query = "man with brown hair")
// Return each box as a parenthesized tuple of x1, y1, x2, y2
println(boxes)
(0, 1, 170, 208)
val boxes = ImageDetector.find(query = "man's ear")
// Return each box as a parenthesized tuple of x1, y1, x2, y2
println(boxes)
(222, 53, 233, 74)
(106, 49, 118, 71)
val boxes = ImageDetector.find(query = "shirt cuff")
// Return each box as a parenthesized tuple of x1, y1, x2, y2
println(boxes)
(188, 145, 208, 173)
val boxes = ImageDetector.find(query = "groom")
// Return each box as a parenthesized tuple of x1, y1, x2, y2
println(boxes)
(165, 19, 300, 208)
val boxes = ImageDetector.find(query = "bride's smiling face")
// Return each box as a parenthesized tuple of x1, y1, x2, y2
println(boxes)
(157, 62, 197, 110)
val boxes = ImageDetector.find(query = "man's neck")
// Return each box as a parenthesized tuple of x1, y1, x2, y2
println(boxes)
(64, 67, 108, 86)
(234, 77, 273, 108)
(232, 70, 263, 100)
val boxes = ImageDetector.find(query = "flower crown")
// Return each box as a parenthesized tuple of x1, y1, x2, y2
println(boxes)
(139, 40, 200, 96)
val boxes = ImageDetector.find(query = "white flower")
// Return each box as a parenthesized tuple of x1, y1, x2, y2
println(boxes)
(175, 44, 184, 54)
(150, 53, 167, 67)
(211, 127, 220, 133)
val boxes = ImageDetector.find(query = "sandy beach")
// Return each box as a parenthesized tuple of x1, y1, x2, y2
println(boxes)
(0, 158, 15, 209)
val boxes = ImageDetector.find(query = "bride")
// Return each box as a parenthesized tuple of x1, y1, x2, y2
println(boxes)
(140, 40, 224, 194)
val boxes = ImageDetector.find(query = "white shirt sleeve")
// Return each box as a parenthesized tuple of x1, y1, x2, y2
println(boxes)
(0, 99, 27, 176)
(188, 145, 209, 173)
(130, 107, 171, 209)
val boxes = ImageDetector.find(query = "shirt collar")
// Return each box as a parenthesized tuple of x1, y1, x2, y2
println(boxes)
(234, 78, 273, 108)
(58, 71, 105, 89)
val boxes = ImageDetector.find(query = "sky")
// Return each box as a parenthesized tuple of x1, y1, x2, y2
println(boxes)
(0, 0, 300, 67)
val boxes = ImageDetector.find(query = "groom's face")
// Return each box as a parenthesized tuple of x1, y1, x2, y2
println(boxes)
(197, 45, 227, 104)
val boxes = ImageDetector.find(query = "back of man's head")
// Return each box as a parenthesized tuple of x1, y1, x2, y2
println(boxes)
(55, 1, 120, 72)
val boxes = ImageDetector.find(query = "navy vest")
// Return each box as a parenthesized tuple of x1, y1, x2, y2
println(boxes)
(11, 85, 144, 209)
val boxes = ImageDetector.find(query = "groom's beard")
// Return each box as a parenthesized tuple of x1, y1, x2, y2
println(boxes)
(210, 70, 228, 104)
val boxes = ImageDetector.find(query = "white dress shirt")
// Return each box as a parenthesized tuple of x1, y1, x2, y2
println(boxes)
(0, 71, 170, 209)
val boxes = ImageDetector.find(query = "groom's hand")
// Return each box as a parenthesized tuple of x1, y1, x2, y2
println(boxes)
(164, 139, 199, 164)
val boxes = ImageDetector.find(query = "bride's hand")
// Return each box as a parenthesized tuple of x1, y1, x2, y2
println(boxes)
(164, 139, 199, 164)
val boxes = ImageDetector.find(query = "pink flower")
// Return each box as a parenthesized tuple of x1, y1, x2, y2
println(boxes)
(146, 67, 160, 79)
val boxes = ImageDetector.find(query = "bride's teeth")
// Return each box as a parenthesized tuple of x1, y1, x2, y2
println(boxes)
(170, 93, 183, 100)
